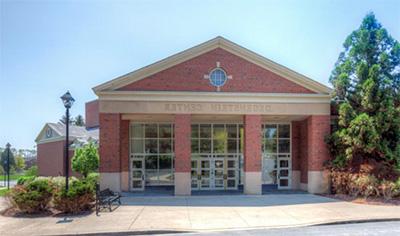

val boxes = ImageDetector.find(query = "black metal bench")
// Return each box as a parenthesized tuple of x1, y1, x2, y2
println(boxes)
(96, 184, 121, 215)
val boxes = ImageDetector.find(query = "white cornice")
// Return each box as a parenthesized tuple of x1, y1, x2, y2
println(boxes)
(97, 91, 331, 104)
(93, 36, 332, 94)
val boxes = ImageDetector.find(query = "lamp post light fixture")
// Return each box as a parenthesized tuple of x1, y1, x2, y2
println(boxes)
(6, 143, 11, 190)
(60, 91, 75, 191)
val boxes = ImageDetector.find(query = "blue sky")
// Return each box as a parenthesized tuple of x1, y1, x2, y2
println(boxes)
(1, 0, 399, 149)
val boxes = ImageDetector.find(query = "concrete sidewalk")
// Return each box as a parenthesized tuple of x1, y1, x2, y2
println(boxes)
(0, 194, 399, 235)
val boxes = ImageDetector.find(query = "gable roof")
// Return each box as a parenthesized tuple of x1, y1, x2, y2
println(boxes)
(35, 122, 99, 144)
(93, 36, 332, 94)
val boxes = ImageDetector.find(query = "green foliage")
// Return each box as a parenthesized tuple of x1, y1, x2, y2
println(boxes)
(86, 172, 99, 185)
(8, 178, 53, 213)
(72, 142, 99, 178)
(15, 155, 26, 172)
(0, 165, 4, 175)
(17, 176, 35, 185)
(25, 166, 38, 177)
(328, 12, 400, 170)
(53, 178, 95, 213)
(74, 115, 85, 126)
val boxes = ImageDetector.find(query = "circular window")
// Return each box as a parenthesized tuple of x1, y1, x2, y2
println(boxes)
(209, 68, 227, 87)
(45, 128, 52, 138)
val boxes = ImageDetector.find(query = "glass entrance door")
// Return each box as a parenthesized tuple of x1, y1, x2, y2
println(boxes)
(130, 158, 145, 191)
(191, 155, 239, 190)
(277, 155, 291, 189)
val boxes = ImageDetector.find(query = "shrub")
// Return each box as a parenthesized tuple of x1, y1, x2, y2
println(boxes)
(25, 166, 38, 177)
(8, 178, 53, 213)
(16, 176, 35, 185)
(330, 170, 351, 194)
(72, 142, 99, 178)
(348, 174, 379, 197)
(86, 172, 99, 185)
(53, 179, 95, 213)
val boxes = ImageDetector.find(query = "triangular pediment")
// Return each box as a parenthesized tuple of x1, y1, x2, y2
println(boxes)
(93, 37, 331, 94)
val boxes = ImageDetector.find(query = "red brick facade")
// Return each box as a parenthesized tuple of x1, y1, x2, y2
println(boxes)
(243, 115, 262, 172)
(120, 120, 130, 172)
(119, 48, 316, 94)
(307, 115, 331, 171)
(174, 114, 191, 173)
(99, 113, 121, 172)
(85, 100, 99, 129)
(37, 140, 65, 176)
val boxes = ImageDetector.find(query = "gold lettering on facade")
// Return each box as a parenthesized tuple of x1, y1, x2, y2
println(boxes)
(165, 103, 271, 113)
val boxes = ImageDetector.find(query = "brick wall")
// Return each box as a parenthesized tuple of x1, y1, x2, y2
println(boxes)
(119, 48, 315, 93)
(37, 140, 65, 176)
(85, 100, 99, 129)
(99, 113, 121, 172)
(300, 119, 309, 183)
(307, 115, 331, 171)
(174, 114, 191, 173)
(244, 115, 262, 172)
(120, 120, 130, 172)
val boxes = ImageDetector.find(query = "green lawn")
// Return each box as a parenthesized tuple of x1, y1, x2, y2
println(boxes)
(0, 174, 23, 181)
(0, 188, 10, 197)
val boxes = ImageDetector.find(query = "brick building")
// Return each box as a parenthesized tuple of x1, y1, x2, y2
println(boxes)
(93, 37, 332, 195)
(35, 100, 99, 176)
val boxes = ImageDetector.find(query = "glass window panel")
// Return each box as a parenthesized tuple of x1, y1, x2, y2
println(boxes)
(214, 160, 224, 168)
(280, 169, 289, 177)
(200, 139, 211, 153)
(279, 124, 290, 138)
(226, 124, 237, 138)
(279, 160, 289, 168)
(264, 125, 277, 138)
(132, 180, 142, 188)
(278, 140, 290, 153)
(200, 124, 211, 138)
(158, 170, 173, 185)
(145, 170, 158, 185)
(265, 139, 277, 153)
(132, 160, 143, 169)
(227, 170, 236, 178)
(191, 139, 199, 153)
(201, 170, 210, 178)
(191, 124, 199, 138)
(227, 160, 236, 168)
(159, 124, 172, 138)
(227, 140, 237, 153)
(280, 179, 289, 187)
(191, 170, 198, 178)
(159, 139, 172, 153)
(145, 139, 158, 153)
(227, 179, 236, 187)
(201, 160, 210, 168)
(132, 139, 144, 153)
(132, 124, 144, 138)
(145, 124, 158, 138)
(132, 170, 142, 178)
(263, 155, 277, 184)
(215, 179, 224, 187)
(201, 179, 210, 188)
(213, 139, 226, 153)
(213, 124, 225, 136)
(191, 180, 198, 188)
(145, 155, 158, 169)
(239, 125, 244, 153)
(159, 155, 172, 169)
(215, 170, 223, 178)
(191, 160, 197, 168)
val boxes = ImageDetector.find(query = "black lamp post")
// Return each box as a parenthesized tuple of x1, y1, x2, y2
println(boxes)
(6, 143, 11, 190)
(60, 91, 75, 191)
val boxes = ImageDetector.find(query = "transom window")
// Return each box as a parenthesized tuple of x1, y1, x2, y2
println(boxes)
(130, 123, 175, 186)
(209, 68, 227, 87)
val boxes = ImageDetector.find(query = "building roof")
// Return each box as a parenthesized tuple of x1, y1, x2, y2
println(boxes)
(93, 36, 332, 94)
(35, 122, 99, 144)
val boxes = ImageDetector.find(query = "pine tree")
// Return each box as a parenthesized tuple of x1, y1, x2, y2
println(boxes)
(74, 115, 85, 127)
(329, 13, 400, 170)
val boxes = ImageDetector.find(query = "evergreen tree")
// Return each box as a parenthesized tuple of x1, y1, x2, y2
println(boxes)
(74, 115, 85, 127)
(0, 149, 15, 172)
(59, 115, 75, 125)
(328, 13, 400, 169)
